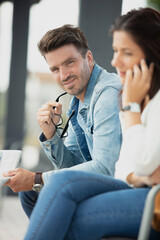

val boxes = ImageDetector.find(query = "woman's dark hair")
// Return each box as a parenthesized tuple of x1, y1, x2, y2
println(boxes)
(38, 24, 89, 58)
(110, 7, 160, 99)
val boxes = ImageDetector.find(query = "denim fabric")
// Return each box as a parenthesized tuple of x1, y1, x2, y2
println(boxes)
(40, 64, 122, 183)
(19, 191, 39, 218)
(23, 170, 160, 240)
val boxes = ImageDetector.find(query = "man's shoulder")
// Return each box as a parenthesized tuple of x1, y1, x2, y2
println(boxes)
(95, 68, 122, 93)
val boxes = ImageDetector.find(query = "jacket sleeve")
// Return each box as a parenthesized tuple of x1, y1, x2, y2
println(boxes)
(39, 126, 86, 169)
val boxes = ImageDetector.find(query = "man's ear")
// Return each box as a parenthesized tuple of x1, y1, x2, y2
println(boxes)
(86, 50, 94, 69)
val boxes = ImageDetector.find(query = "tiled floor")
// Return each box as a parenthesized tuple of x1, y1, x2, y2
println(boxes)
(0, 194, 28, 240)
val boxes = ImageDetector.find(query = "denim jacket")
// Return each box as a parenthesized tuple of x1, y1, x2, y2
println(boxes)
(40, 64, 122, 183)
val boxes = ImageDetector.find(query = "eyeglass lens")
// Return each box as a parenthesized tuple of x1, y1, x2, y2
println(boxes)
(52, 92, 75, 138)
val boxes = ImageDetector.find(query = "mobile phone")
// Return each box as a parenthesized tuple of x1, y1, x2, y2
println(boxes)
(138, 59, 151, 69)
(146, 59, 151, 67)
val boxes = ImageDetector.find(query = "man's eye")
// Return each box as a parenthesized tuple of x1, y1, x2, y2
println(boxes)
(51, 68, 59, 73)
(67, 61, 74, 65)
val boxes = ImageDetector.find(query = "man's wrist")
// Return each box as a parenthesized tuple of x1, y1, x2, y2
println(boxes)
(32, 172, 44, 192)
(42, 129, 56, 141)
(40, 132, 54, 142)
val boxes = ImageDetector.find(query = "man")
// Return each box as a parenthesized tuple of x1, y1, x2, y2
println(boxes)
(4, 25, 122, 218)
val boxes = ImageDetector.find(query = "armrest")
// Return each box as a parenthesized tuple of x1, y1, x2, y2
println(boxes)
(152, 189, 160, 232)
(137, 184, 160, 240)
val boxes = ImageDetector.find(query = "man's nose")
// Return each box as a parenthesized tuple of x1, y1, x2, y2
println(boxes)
(59, 67, 69, 81)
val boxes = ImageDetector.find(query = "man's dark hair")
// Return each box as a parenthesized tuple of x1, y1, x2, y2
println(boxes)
(38, 24, 89, 58)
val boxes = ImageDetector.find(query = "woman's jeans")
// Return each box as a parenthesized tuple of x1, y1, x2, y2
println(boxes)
(20, 170, 160, 240)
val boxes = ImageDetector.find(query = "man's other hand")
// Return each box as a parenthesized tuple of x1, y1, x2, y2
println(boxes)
(3, 168, 35, 193)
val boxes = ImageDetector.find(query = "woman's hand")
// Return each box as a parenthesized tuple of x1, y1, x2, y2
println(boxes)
(127, 165, 160, 187)
(122, 59, 154, 107)
(126, 172, 148, 187)
(145, 165, 160, 186)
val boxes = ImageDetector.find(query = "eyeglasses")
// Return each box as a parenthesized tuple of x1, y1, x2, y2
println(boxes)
(51, 92, 75, 139)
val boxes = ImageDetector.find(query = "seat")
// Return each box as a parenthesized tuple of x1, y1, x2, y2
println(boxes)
(102, 184, 160, 240)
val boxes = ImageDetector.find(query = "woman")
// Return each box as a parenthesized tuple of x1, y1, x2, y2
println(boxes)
(24, 7, 160, 240)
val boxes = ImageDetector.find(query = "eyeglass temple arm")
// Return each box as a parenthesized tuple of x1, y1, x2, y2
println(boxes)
(55, 92, 67, 102)
(60, 110, 75, 138)
(53, 92, 67, 110)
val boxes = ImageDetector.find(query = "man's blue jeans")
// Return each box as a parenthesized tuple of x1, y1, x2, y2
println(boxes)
(19, 190, 39, 218)
(20, 170, 160, 240)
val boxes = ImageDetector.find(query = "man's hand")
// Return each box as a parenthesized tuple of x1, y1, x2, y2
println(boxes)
(3, 168, 35, 193)
(37, 101, 62, 140)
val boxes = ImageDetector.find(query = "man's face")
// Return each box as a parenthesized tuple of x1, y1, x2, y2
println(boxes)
(45, 44, 94, 102)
